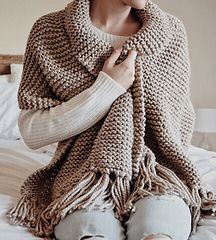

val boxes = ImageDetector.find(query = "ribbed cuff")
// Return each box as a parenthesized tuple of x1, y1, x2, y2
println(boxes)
(19, 71, 127, 150)
(89, 70, 126, 96)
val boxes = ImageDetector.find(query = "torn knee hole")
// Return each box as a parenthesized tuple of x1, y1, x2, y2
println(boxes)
(80, 235, 105, 239)
(142, 233, 172, 240)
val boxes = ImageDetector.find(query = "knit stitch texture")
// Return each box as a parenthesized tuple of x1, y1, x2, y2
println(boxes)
(6, 0, 216, 239)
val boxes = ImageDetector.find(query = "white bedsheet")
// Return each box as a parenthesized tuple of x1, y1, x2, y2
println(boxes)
(0, 139, 216, 239)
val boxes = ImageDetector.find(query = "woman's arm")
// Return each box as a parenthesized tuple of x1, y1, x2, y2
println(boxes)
(19, 70, 126, 150)
(17, 17, 126, 150)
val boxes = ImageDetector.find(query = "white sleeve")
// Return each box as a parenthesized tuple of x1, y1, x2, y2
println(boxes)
(18, 71, 126, 150)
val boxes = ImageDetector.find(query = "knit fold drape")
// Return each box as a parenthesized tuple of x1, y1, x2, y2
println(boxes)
(6, 0, 216, 239)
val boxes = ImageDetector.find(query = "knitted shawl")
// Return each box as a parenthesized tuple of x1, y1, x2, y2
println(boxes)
(6, 0, 216, 239)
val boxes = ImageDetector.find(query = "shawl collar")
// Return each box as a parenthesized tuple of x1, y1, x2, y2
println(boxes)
(64, 0, 172, 77)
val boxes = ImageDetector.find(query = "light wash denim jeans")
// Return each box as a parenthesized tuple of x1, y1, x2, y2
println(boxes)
(54, 194, 192, 240)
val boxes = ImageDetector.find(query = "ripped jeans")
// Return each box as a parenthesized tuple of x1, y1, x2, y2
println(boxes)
(54, 194, 192, 240)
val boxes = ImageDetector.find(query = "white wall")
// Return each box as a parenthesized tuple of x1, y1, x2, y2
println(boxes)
(1, 0, 215, 108)
(154, 0, 216, 109)
(0, 0, 215, 148)
(0, 0, 70, 54)
(153, 0, 216, 150)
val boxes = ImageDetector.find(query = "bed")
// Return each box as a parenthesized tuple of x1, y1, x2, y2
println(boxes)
(0, 55, 216, 240)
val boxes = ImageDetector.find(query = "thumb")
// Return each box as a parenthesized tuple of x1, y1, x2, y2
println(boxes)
(123, 50, 138, 65)
(107, 47, 122, 66)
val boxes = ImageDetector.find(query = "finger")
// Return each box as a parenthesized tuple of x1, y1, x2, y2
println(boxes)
(106, 47, 122, 66)
(123, 50, 138, 65)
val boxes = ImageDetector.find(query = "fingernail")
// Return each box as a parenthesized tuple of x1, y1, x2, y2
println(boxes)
(114, 47, 121, 51)
(131, 49, 137, 54)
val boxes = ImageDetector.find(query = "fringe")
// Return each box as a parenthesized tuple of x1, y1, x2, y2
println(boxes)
(120, 148, 216, 234)
(6, 149, 216, 239)
(6, 170, 117, 239)
(188, 186, 216, 234)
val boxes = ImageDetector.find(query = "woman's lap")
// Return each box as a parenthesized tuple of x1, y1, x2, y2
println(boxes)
(54, 194, 191, 240)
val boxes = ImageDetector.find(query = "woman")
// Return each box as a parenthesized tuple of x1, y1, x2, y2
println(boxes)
(6, 0, 216, 239)
(53, 1, 191, 240)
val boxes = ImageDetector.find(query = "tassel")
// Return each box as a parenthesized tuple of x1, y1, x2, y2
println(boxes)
(189, 187, 202, 234)
(185, 184, 216, 234)
(6, 195, 46, 236)
(110, 175, 131, 222)
(6, 169, 118, 238)
(121, 148, 204, 230)
(6, 151, 216, 238)
(199, 187, 216, 212)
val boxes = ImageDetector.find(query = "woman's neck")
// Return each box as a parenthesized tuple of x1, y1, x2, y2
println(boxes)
(89, 0, 142, 37)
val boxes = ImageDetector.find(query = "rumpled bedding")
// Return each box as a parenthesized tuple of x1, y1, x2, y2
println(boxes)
(0, 139, 215, 239)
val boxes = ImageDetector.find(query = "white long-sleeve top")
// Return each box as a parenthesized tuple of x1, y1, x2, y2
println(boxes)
(19, 21, 130, 150)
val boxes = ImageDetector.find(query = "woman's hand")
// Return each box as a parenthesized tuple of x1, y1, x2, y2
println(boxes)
(101, 48, 138, 91)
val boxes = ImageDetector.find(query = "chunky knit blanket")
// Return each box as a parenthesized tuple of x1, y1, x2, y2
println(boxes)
(6, 0, 216, 239)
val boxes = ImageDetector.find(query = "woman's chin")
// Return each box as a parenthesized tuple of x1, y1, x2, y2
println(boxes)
(124, 0, 148, 9)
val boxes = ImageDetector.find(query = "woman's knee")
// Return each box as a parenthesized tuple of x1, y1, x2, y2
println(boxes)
(54, 208, 126, 240)
(125, 194, 191, 240)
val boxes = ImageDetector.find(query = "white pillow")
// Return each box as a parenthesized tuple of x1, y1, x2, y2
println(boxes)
(0, 74, 11, 83)
(0, 69, 58, 156)
(9, 63, 23, 83)
(0, 78, 21, 140)
(187, 144, 216, 160)
(0, 64, 23, 140)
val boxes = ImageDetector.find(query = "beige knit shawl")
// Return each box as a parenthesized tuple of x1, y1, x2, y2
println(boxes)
(6, 0, 216, 239)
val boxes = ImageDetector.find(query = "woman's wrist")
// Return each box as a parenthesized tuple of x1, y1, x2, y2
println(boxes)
(99, 71, 127, 92)
(89, 71, 127, 98)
